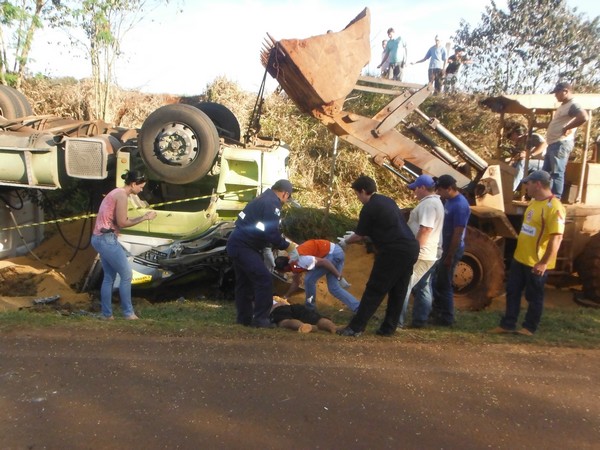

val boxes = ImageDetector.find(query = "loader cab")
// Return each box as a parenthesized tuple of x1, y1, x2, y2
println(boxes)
(481, 94, 600, 207)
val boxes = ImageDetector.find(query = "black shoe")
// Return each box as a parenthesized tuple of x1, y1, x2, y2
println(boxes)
(430, 317, 453, 327)
(375, 328, 395, 337)
(336, 326, 361, 337)
(251, 318, 275, 329)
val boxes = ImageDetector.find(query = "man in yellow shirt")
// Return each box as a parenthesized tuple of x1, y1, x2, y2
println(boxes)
(490, 170, 565, 336)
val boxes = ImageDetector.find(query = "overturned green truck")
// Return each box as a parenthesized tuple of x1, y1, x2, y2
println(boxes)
(0, 86, 289, 289)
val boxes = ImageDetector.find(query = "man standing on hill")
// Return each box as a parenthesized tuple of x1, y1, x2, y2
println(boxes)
(398, 174, 444, 329)
(336, 175, 419, 337)
(431, 174, 470, 327)
(226, 179, 299, 328)
(490, 170, 565, 335)
(543, 82, 588, 200)
(378, 27, 407, 81)
(412, 35, 447, 94)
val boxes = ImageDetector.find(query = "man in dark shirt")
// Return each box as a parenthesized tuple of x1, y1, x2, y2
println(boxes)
(226, 179, 299, 328)
(337, 176, 419, 337)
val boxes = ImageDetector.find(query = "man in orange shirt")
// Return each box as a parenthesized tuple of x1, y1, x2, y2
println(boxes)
(275, 239, 359, 312)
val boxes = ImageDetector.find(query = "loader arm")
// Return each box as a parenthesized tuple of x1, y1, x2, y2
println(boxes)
(261, 7, 470, 188)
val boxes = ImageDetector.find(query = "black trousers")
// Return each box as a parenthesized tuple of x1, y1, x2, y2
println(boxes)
(349, 241, 419, 333)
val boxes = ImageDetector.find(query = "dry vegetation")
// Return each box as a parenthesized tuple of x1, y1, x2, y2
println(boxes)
(20, 75, 599, 222)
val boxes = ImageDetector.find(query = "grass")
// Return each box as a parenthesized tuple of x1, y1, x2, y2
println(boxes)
(1, 298, 599, 348)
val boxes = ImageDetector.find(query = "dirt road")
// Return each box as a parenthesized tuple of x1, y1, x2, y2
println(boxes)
(1, 327, 598, 449)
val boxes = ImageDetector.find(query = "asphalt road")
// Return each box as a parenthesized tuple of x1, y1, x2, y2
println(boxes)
(1, 328, 599, 449)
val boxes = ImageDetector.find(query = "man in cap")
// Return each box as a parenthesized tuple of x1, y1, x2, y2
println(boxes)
(398, 174, 444, 328)
(336, 175, 419, 337)
(443, 46, 472, 93)
(431, 174, 471, 326)
(542, 82, 589, 200)
(226, 179, 299, 328)
(490, 170, 565, 335)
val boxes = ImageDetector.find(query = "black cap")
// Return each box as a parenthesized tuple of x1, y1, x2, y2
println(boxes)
(272, 179, 293, 198)
(435, 174, 457, 189)
(551, 82, 572, 94)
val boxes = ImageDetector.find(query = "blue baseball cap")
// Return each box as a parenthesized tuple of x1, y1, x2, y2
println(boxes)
(408, 174, 436, 190)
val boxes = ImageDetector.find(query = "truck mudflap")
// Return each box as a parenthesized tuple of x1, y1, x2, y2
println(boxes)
(261, 7, 470, 186)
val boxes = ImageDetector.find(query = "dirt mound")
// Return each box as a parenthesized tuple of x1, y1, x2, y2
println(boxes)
(0, 221, 95, 311)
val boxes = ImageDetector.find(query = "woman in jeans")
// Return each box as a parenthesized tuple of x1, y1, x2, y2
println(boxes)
(91, 171, 157, 320)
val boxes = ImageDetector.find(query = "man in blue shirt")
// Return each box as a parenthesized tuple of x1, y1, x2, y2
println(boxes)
(226, 179, 299, 328)
(412, 35, 447, 94)
(377, 27, 407, 81)
(431, 174, 470, 326)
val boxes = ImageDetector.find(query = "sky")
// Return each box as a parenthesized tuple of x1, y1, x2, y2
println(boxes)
(26, 0, 600, 96)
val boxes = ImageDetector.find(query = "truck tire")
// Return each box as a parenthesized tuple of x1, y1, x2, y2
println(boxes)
(453, 226, 505, 311)
(194, 102, 241, 141)
(10, 87, 34, 116)
(574, 232, 600, 304)
(0, 85, 26, 118)
(139, 104, 220, 185)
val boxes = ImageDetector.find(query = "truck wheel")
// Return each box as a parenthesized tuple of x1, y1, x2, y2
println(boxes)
(0, 85, 26, 118)
(10, 87, 34, 116)
(194, 102, 241, 141)
(139, 104, 220, 185)
(574, 232, 600, 305)
(453, 227, 505, 311)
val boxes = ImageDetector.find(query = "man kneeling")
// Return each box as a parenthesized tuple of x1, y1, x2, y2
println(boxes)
(270, 296, 338, 333)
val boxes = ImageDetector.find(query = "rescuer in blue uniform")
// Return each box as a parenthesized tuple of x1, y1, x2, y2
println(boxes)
(226, 179, 299, 327)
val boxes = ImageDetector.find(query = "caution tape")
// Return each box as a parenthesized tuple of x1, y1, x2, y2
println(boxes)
(0, 187, 257, 232)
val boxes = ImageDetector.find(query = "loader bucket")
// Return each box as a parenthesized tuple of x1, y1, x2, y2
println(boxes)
(261, 8, 370, 115)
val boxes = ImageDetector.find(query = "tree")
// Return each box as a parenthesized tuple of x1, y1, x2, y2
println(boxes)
(0, 0, 54, 88)
(453, 0, 600, 94)
(58, 0, 169, 121)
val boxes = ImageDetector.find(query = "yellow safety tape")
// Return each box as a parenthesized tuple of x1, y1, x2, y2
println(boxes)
(0, 187, 256, 232)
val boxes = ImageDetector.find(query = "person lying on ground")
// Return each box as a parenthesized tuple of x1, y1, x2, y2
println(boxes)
(269, 296, 338, 333)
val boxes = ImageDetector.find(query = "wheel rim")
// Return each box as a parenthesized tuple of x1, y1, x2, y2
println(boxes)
(454, 253, 483, 293)
(154, 123, 199, 166)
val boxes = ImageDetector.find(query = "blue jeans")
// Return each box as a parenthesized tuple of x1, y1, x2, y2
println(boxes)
(304, 245, 359, 312)
(500, 259, 547, 333)
(91, 233, 135, 318)
(432, 247, 464, 325)
(543, 140, 573, 199)
(411, 261, 438, 325)
(512, 158, 544, 191)
(398, 259, 436, 327)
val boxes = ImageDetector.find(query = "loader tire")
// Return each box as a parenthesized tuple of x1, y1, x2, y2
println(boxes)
(194, 102, 241, 141)
(139, 104, 220, 185)
(574, 232, 600, 305)
(0, 85, 25, 118)
(453, 226, 505, 311)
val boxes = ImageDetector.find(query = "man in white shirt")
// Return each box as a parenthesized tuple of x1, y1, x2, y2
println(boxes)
(398, 174, 444, 328)
(543, 82, 588, 199)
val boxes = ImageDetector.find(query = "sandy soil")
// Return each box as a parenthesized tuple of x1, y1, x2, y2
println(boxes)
(0, 221, 580, 313)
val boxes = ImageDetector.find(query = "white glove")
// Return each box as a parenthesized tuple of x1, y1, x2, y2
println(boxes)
(343, 231, 355, 240)
(288, 247, 300, 262)
(263, 248, 275, 272)
(336, 236, 347, 250)
(338, 277, 351, 289)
